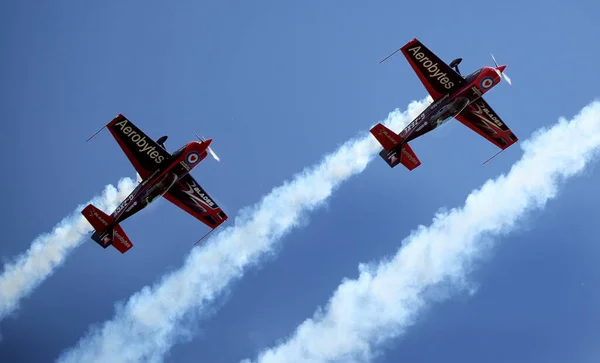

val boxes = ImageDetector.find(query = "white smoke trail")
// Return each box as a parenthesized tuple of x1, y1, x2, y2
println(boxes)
(56, 99, 430, 363)
(0, 178, 137, 321)
(245, 100, 600, 363)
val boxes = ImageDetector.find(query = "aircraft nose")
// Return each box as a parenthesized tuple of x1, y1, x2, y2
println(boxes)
(496, 65, 506, 73)
(202, 138, 213, 147)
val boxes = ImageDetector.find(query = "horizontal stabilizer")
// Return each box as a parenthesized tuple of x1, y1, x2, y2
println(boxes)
(399, 143, 421, 170)
(111, 224, 134, 253)
(378, 143, 421, 171)
(82, 204, 113, 234)
(370, 123, 402, 150)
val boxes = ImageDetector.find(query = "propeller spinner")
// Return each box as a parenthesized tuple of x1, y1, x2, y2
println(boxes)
(193, 131, 221, 162)
(491, 53, 512, 86)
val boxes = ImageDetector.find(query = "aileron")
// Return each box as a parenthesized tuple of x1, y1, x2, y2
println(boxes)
(455, 98, 518, 150)
(163, 174, 228, 229)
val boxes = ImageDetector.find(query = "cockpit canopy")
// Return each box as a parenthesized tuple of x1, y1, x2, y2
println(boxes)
(450, 97, 470, 115)
(157, 135, 168, 149)
(171, 145, 187, 159)
(464, 68, 483, 84)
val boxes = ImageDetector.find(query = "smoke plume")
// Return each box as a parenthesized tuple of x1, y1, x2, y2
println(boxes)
(246, 100, 600, 363)
(57, 99, 430, 363)
(0, 178, 136, 321)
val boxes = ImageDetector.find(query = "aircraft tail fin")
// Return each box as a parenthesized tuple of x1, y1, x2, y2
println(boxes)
(370, 123, 403, 150)
(378, 143, 421, 171)
(82, 204, 134, 253)
(370, 123, 421, 170)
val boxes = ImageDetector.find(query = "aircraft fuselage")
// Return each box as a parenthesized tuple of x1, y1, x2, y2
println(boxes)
(104, 141, 210, 228)
(397, 66, 502, 145)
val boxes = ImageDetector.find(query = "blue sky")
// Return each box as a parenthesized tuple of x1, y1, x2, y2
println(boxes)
(1, 0, 599, 362)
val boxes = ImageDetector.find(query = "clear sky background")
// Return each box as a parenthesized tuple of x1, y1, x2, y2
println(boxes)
(1, 0, 599, 362)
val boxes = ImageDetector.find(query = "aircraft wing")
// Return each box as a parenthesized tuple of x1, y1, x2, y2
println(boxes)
(163, 174, 228, 229)
(455, 98, 519, 150)
(401, 38, 465, 100)
(106, 114, 172, 179)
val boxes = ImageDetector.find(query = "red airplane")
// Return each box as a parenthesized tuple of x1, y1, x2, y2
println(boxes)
(370, 38, 518, 170)
(81, 114, 228, 254)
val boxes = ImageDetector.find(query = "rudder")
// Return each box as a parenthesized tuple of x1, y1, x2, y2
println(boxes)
(378, 143, 421, 171)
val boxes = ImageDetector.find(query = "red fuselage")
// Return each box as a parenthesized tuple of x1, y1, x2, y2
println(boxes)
(109, 140, 212, 225)
(398, 66, 503, 144)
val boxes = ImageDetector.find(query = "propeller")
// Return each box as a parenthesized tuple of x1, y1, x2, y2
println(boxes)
(491, 53, 512, 86)
(193, 131, 221, 162)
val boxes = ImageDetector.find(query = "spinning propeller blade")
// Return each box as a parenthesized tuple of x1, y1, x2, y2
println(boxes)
(491, 53, 512, 86)
(193, 131, 221, 162)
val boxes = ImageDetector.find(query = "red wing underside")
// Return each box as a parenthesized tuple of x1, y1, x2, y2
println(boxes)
(163, 174, 228, 229)
(400, 38, 465, 100)
(105, 114, 172, 179)
(455, 98, 518, 150)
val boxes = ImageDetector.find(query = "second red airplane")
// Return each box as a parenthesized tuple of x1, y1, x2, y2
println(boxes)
(371, 38, 518, 170)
